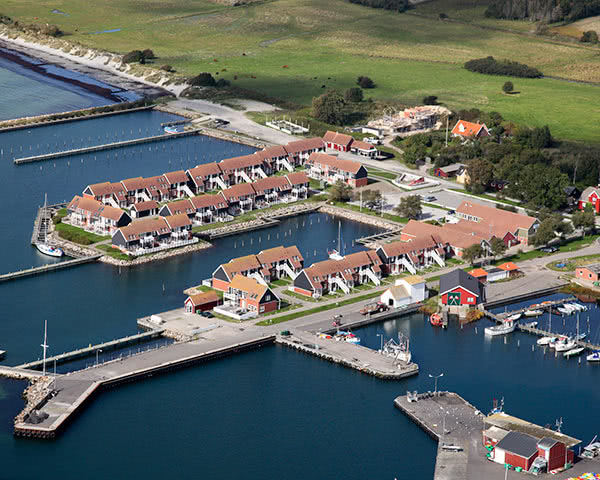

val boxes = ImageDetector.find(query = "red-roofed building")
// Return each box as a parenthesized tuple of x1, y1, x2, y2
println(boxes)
(67, 195, 131, 235)
(284, 137, 325, 165)
(307, 152, 368, 188)
(221, 183, 256, 215)
(186, 163, 225, 193)
(350, 139, 378, 158)
(286, 172, 310, 200)
(323, 131, 354, 152)
(130, 200, 159, 218)
(577, 185, 600, 213)
(184, 291, 221, 314)
(451, 120, 490, 139)
(83, 182, 127, 208)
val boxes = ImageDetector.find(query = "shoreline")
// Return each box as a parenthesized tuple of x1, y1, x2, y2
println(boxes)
(0, 27, 177, 104)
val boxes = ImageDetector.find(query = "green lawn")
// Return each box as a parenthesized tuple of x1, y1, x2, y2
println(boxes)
(55, 223, 110, 245)
(270, 278, 291, 287)
(96, 244, 131, 260)
(546, 253, 600, 272)
(255, 290, 382, 325)
(331, 201, 408, 224)
(4, 0, 600, 142)
(366, 168, 397, 180)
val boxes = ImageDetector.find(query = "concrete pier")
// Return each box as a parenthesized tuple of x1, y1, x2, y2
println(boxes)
(0, 255, 102, 283)
(394, 392, 487, 480)
(13, 129, 201, 164)
(10, 336, 275, 438)
(16, 329, 165, 370)
(277, 330, 418, 379)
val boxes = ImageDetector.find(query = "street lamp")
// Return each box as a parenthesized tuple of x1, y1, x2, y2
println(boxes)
(376, 333, 384, 353)
(96, 348, 103, 366)
(429, 372, 444, 395)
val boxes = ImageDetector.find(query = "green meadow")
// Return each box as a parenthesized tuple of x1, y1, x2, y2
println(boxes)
(3, 0, 600, 142)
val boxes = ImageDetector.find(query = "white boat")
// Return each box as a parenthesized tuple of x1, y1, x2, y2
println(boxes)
(556, 307, 572, 315)
(35, 242, 64, 258)
(554, 339, 577, 352)
(587, 351, 600, 362)
(564, 347, 585, 358)
(566, 302, 586, 312)
(163, 125, 181, 134)
(575, 333, 587, 341)
(524, 309, 543, 317)
(485, 321, 516, 336)
(549, 337, 567, 349)
(537, 336, 556, 346)
(524, 321, 538, 328)
(505, 313, 522, 322)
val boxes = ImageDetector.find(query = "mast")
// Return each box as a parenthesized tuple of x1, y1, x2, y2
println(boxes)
(41, 320, 49, 376)
(338, 221, 342, 255)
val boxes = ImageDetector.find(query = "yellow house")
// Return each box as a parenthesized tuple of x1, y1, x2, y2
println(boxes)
(456, 167, 470, 185)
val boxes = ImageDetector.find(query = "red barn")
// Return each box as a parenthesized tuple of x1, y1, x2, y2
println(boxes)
(439, 269, 485, 306)
(578, 185, 600, 213)
(493, 431, 539, 471)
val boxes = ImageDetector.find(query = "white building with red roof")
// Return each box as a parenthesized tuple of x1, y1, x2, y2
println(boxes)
(451, 120, 490, 139)
(307, 152, 368, 187)
(67, 195, 131, 235)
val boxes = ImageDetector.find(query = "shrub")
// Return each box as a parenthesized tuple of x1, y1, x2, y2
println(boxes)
(422, 95, 438, 105)
(311, 90, 347, 125)
(190, 72, 217, 87)
(40, 24, 62, 37)
(464, 56, 542, 78)
(502, 81, 514, 93)
(215, 78, 230, 88)
(357, 76, 375, 89)
(123, 50, 144, 63)
(344, 87, 364, 102)
(160, 64, 174, 72)
(581, 30, 599, 43)
(142, 49, 156, 59)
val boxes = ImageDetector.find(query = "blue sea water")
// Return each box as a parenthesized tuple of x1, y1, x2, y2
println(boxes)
(1, 59, 600, 480)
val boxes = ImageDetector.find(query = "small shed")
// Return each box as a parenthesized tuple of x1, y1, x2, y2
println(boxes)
(575, 263, 600, 283)
(380, 275, 426, 308)
(469, 268, 488, 282)
(497, 262, 520, 277)
(486, 267, 508, 283)
(493, 431, 539, 471)
(184, 291, 221, 313)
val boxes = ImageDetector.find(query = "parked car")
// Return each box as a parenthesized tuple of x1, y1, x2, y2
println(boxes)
(365, 137, 381, 145)
(424, 196, 436, 202)
(201, 311, 214, 318)
(540, 246, 558, 253)
(360, 302, 389, 315)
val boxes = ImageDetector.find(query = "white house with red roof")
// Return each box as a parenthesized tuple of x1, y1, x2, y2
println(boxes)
(67, 195, 131, 235)
(307, 152, 368, 187)
(451, 120, 490, 139)
(577, 185, 600, 213)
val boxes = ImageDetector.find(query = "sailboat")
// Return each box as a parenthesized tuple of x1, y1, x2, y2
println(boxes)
(565, 314, 586, 357)
(328, 221, 344, 260)
(35, 194, 64, 258)
(537, 308, 556, 346)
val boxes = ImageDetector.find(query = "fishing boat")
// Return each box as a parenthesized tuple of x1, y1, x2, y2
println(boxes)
(554, 338, 577, 352)
(430, 313, 443, 327)
(564, 347, 585, 358)
(587, 351, 600, 362)
(537, 336, 557, 346)
(485, 321, 516, 336)
(524, 309, 543, 317)
(380, 335, 412, 363)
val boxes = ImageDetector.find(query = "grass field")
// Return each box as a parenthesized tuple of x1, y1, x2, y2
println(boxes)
(3, 0, 600, 142)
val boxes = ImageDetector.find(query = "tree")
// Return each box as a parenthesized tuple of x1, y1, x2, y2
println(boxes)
(490, 237, 507, 258)
(463, 243, 484, 266)
(123, 50, 144, 63)
(466, 158, 494, 194)
(190, 72, 216, 87)
(344, 87, 363, 102)
(395, 195, 422, 220)
(142, 49, 156, 59)
(581, 30, 599, 43)
(311, 90, 347, 125)
(357, 76, 375, 89)
(423, 95, 438, 105)
(572, 210, 596, 235)
(532, 217, 559, 246)
(502, 81, 514, 94)
(329, 180, 353, 203)
(359, 189, 383, 210)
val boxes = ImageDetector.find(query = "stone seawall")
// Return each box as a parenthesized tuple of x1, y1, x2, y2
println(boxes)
(318, 205, 401, 231)
(99, 241, 212, 267)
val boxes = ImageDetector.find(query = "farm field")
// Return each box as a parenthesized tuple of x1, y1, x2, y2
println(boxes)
(3, 0, 600, 142)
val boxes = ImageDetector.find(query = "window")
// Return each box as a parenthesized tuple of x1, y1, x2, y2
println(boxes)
(265, 294, 271, 301)
(467, 297, 474, 303)
(260, 306, 265, 313)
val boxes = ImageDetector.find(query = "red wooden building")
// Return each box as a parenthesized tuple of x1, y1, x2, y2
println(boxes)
(323, 130, 354, 152)
(577, 185, 600, 213)
(184, 291, 221, 313)
(439, 269, 485, 306)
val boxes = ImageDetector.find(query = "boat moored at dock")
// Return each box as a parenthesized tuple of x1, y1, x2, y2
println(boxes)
(485, 321, 516, 336)
(587, 351, 600, 362)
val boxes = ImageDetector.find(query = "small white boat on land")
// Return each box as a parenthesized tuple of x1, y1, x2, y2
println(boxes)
(485, 321, 516, 336)
(537, 336, 557, 346)
(525, 309, 543, 317)
(587, 351, 600, 362)
(564, 347, 585, 358)
(35, 242, 64, 258)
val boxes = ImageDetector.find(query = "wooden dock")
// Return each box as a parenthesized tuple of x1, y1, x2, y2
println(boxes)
(516, 324, 600, 351)
(355, 227, 402, 245)
(483, 297, 575, 322)
(11, 335, 275, 439)
(13, 129, 201, 164)
(276, 330, 419, 379)
(0, 255, 102, 283)
(16, 329, 165, 370)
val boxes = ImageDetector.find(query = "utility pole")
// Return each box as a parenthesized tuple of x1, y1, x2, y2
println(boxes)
(41, 320, 49, 376)
(445, 116, 449, 147)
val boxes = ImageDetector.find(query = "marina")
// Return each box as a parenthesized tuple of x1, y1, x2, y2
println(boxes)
(0, 254, 102, 283)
